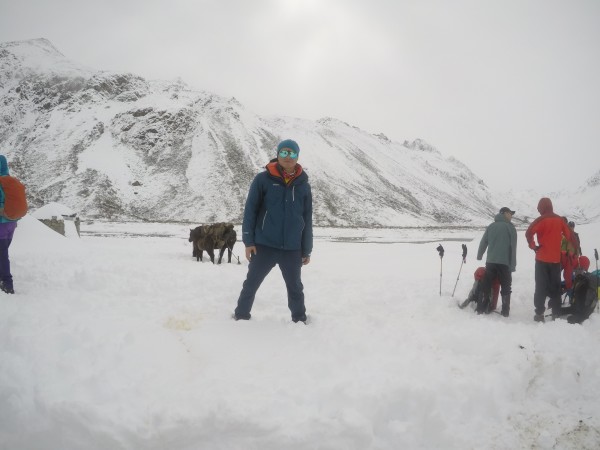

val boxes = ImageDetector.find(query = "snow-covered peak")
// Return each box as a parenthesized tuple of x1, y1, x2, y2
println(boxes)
(2, 38, 65, 59)
(403, 138, 439, 153)
(584, 169, 600, 188)
(0, 38, 91, 83)
(316, 117, 353, 128)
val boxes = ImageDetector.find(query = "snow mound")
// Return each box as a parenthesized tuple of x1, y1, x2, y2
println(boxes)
(31, 202, 78, 220)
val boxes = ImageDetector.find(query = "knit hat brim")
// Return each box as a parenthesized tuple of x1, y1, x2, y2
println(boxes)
(276, 139, 300, 155)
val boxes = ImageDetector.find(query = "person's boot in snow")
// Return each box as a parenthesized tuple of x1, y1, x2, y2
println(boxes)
(476, 294, 489, 315)
(0, 238, 14, 294)
(534, 314, 545, 323)
(292, 314, 307, 323)
(501, 294, 510, 317)
(550, 296, 563, 320)
(0, 280, 14, 294)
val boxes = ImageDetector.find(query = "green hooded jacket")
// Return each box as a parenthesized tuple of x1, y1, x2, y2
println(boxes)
(477, 213, 518, 272)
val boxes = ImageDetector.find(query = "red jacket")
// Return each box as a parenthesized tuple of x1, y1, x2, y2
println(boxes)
(525, 198, 571, 263)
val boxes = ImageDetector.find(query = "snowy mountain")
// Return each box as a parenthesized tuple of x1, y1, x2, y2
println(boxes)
(552, 170, 600, 223)
(494, 169, 600, 225)
(0, 38, 523, 226)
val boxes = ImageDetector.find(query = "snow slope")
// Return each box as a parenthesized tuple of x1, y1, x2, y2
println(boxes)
(1, 216, 600, 449)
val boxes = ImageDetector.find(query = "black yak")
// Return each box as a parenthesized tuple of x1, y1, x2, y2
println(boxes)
(188, 222, 237, 264)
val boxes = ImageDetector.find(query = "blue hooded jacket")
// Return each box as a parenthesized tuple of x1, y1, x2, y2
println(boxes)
(0, 155, 14, 223)
(242, 161, 313, 257)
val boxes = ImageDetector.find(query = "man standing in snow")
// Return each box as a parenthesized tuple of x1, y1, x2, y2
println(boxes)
(233, 139, 313, 323)
(476, 207, 517, 317)
(525, 197, 571, 322)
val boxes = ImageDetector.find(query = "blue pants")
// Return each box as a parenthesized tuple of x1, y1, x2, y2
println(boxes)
(0, 222, 17, 289)
(235, 245, 306, 320)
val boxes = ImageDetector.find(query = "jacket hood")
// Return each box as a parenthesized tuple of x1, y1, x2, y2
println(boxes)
(494, 213, 509, 222)
(0, 155, 9, 176)
(537, 197, 553, 215)
(265, 161, 305, 180)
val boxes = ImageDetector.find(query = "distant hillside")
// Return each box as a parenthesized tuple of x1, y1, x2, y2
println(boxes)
(494, 169, 600, 225)
(6, 38, 586, 227)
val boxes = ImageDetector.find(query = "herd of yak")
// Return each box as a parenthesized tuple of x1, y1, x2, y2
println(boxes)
(188, 222, 238, 264)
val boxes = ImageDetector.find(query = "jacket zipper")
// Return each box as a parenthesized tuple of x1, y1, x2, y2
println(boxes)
(262, 210, 268, 229)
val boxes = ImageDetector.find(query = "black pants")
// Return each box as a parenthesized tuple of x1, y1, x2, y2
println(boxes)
(482, 263, 512, 300)
(235, 245, 306, 320)
(534, 261, 562, 315)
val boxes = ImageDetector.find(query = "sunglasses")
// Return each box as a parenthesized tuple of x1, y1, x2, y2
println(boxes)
(278, 149, 298, 159)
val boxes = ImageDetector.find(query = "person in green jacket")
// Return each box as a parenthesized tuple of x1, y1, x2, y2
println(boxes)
(476, 207, 518, 316)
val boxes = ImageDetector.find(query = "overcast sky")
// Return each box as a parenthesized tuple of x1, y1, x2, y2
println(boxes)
(1, 0, 599, 192)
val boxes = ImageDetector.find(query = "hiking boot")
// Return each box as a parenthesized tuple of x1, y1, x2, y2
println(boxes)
(501, 294, 510, 317)
(476, 299, 489, 315)
(232, 313, 250, 321)
(458, 297, 473, 309)
(550, 308, 562, 321)
(0, 282, 14, 294)
(567, 314, 583, 324)
(534, 314, 545, 323)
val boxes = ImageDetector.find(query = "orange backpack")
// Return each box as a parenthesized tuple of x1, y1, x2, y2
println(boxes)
(0, 175, 28, 220)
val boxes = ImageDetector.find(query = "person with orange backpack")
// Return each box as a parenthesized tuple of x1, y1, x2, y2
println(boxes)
(0, 154, 28, 294)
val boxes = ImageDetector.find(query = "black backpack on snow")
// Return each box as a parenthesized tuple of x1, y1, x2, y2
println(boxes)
(566, 272, 599, 324)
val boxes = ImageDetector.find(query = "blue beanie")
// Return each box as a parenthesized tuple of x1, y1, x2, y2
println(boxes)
(277, 139, 300, 156)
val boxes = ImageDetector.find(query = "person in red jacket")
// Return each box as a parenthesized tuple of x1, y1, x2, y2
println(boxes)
(560, 217, 579, 297)
(525, 197, 571, 322)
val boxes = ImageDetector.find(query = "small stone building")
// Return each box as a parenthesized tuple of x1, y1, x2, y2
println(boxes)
(31, 202, 81, 237)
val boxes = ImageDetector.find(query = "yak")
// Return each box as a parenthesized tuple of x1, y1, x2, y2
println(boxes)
(188, 222, 237, 264)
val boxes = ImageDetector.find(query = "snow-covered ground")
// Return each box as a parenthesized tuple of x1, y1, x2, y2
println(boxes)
(1, 217, 600, 449)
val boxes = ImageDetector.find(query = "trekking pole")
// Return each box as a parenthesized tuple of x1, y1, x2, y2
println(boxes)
(437, 244, 445, 296)
(452, 244, 468, 297)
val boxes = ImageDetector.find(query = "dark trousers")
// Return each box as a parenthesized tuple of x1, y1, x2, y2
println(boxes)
(235, 245, 306, 320)
(534, 261, 562, 315)
(482, 263, 512, 299)
(0, 222, 17, 289)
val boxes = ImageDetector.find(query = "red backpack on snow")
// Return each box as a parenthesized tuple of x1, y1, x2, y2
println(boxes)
(0, 175, 28, 220)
